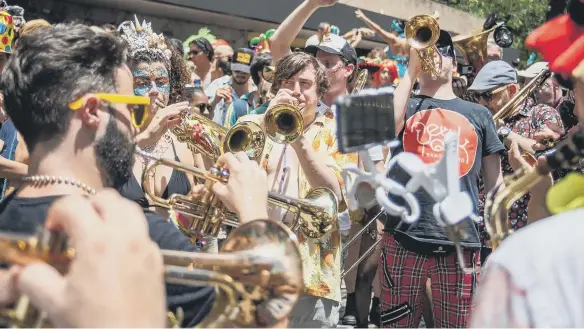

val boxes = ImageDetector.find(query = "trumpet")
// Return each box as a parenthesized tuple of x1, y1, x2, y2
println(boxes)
(264, 104, 304, 144)
(137, 148, 338, 239)
(405, 14, 442, 79)
(484, 125, 584, 249)
(492, 67, 552, 166)
(171, 111, 266, 162)
(0, 220, 302, 328)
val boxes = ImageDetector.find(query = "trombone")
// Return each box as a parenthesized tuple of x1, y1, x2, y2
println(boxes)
(0, 220, 302, 328)
(137, 148, 339, 239)
(171, 111, 266, 162)
(484, 125, 584, 249)
(405, 14, 442, 79)
(340, 209, 383, 279)
(492, 67, 552, 166)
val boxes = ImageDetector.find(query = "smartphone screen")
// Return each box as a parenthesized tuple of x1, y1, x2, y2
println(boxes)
(334, 90, 397, 154)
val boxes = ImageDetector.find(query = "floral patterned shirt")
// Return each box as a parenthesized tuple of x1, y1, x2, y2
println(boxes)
(478, 99, 564, 244)
(295, 109, 357, 302)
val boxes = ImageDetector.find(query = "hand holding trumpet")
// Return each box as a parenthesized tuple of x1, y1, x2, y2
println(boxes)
(189, 152, 269, 224)
(1, 190, 166, 328)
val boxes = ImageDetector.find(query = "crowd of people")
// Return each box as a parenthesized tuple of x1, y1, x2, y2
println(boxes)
(0, 0, 582, 327)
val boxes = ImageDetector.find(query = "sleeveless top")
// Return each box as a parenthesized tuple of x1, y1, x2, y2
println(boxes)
(118, 140, 191, 208)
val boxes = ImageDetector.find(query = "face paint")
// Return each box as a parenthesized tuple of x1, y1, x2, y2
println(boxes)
(132, 64, 170, 96)
(133, 69, 151, 96)
(152, 67, 170, 94)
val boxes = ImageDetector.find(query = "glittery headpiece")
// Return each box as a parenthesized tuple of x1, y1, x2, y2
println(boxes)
(118, 16, 172, 66)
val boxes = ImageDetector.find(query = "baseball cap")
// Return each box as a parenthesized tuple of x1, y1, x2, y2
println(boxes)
(231, 48, 254, 73)
(305, 34, 358, 65)
(468, 60, 517, 92)
(517, 61, 549, 79)
(436, 30, 455, 58)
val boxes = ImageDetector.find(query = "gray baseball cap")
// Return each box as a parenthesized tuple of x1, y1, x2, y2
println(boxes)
(468, 60, 517, 92)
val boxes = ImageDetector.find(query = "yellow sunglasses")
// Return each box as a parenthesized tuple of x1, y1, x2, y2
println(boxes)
(69, 93, 151, 129)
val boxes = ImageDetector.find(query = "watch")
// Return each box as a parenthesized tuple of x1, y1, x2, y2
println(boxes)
(497, 126, 511, 142)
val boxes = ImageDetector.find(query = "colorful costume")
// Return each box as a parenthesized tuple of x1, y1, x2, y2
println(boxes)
(249, 29, 275, 54)
(385, 20, 408, 78)
(183, 27, 217, 59)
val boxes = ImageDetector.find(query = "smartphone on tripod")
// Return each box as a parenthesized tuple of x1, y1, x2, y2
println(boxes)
(334, 89, 397, 154)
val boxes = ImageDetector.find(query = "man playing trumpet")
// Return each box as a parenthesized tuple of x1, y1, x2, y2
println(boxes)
(239, 51, 349, 327)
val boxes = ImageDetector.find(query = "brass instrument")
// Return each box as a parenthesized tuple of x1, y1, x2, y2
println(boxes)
(137, 148, 338, 239)
(484, 125, 584, 249)
(340, 209, 383, 279)
(171, 111, 266, 162)
(405, 14, 442, 78)
(264, 104, 304, 144)
(452, 27, 497, 73)
(0, 220, 302, 328)
(492, 67, 552, 166)
(351, 69, 369, 95)
(492, 67, 551, 122)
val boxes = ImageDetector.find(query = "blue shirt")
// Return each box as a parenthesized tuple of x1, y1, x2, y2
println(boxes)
(0, 119, 18, 201)
(225, 92, 254, 128)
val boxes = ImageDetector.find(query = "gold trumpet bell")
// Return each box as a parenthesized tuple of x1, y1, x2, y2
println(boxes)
(405, 14, 442, 78)
(405, 15, 440, 49)
(264, 104, 304, 144)
(212, 220, 302, 327)
(223, 121, 266, 160)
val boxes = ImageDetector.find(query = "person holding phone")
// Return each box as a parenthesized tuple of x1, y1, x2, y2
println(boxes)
(116, 18, 206, 221)
(378, 30, 505, 328)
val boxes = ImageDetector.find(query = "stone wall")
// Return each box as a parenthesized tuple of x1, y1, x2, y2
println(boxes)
(9, 0, 250, 48)
(338, 0, 485, 35)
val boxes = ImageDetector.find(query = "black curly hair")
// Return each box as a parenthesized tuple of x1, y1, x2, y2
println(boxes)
(126, 40, 190, 105)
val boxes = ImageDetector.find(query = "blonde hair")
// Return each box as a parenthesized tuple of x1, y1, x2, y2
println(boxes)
(19, 19, 51, 37)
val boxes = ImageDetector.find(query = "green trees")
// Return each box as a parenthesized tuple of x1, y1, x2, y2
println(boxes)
(436, 0, 549, 62)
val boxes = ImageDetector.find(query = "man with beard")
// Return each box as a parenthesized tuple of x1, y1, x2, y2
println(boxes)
(205, 48, 256, 127)
(225, 52, 274, 128)
(0, 23, 270, 327)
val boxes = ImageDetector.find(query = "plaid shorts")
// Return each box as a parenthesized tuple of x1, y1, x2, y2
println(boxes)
(377, 233, 480, 328)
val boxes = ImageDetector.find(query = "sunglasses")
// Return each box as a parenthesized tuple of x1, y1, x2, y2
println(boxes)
(69, 93, 150, 129)
(189, 49, 200, 56)
(196, 103, 213, 113)
(262, 66, 275, 83)
(437, 45, 454, 58)
(475, 85, 508, 103)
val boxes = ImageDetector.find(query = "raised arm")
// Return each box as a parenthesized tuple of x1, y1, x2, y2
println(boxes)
(270, 0, 338, 63)
(394, 49, 421, 133)
(355, 9, 408, 57)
